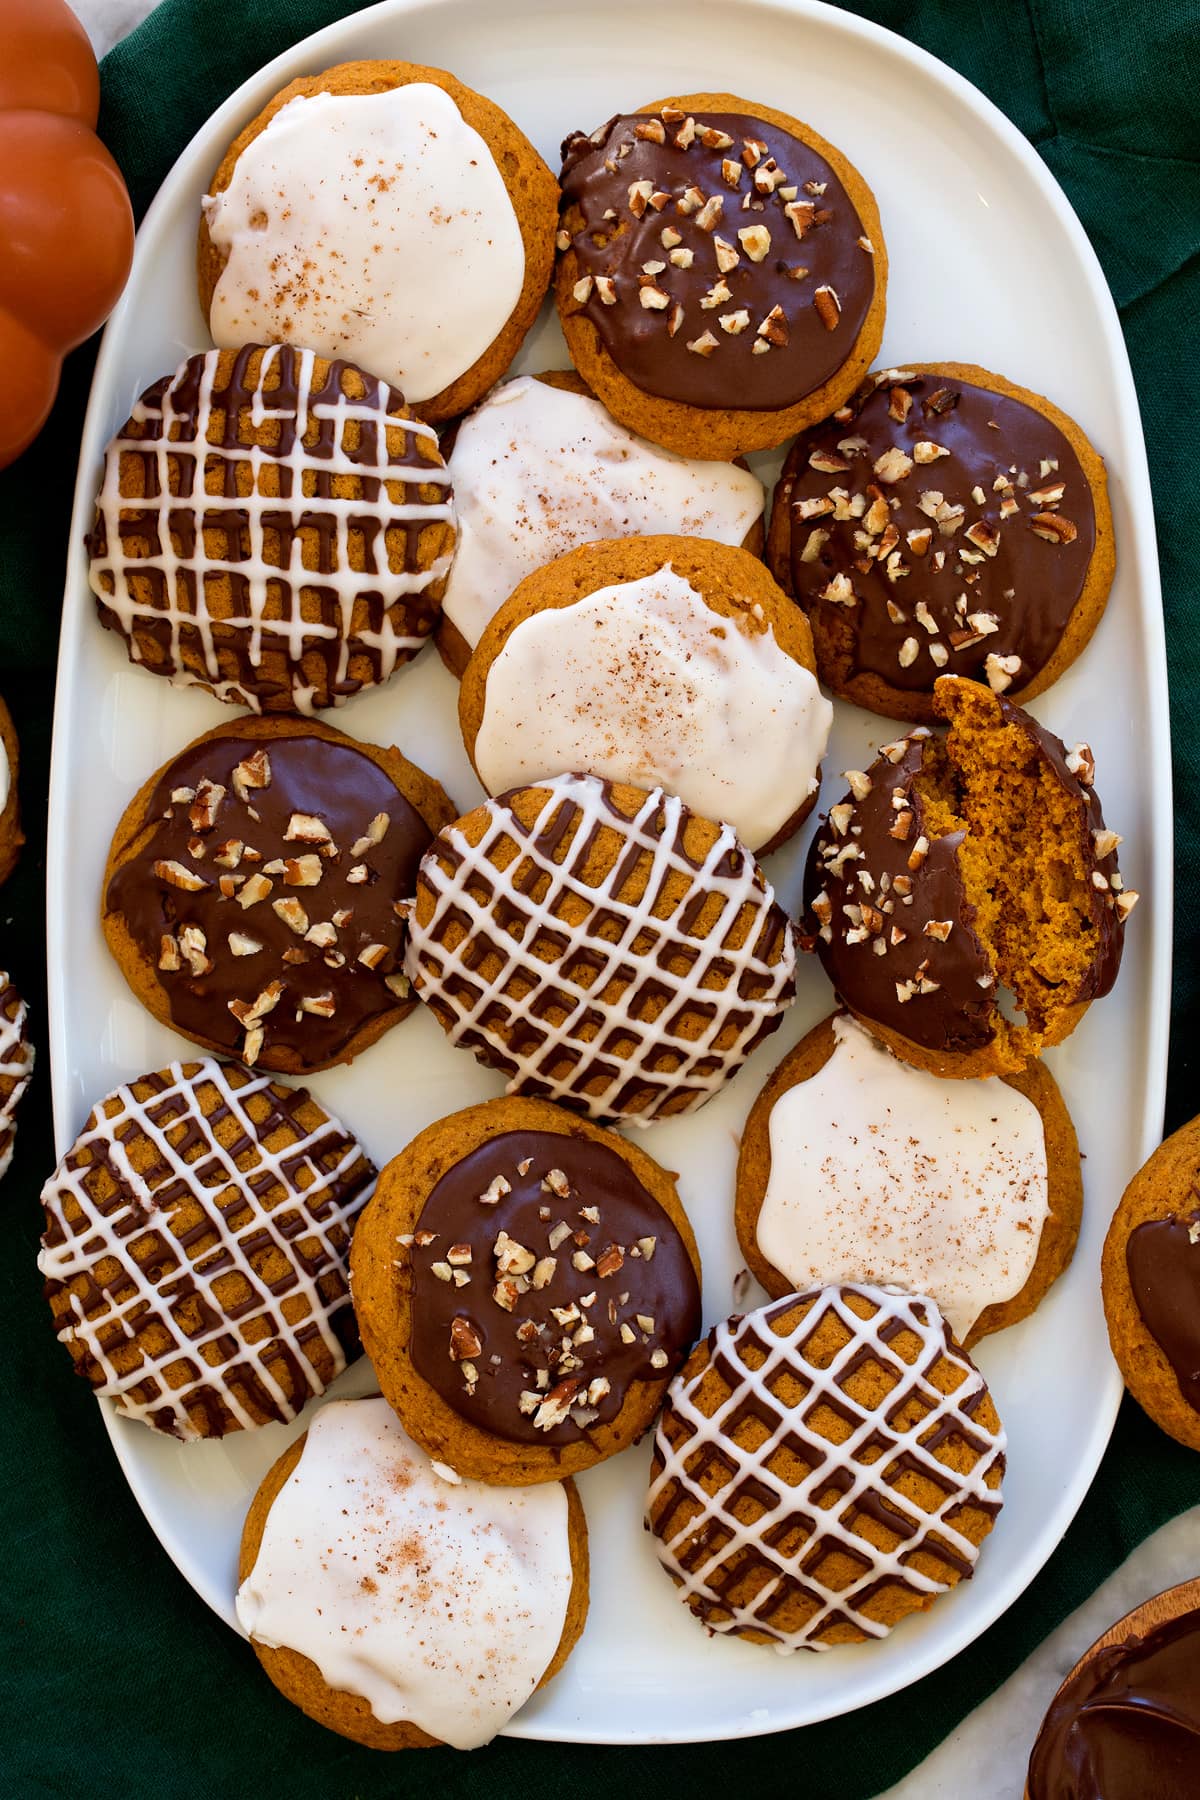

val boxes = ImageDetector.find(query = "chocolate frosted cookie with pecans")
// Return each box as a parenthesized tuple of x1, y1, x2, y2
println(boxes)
(1102, 1115, 1200, 1453)
(0, 695, 22, 884)
(768, 363, 1114, 721)
(38, 1058, 376, 1438)
(87, 344, 455, 715)
(646, 1284, 1005, 1651)
(802, 676, 1136, 1077)
(458, 535, 832, 853)
(200, 61, 558, 423)
(736, 1013, 1083, 1348)
(437, 370, 765, 675)
(237, 1397, 589, 1748)
(555, 94, 886, 458)
(351, 1097, 702, 1483)
(403, 770, 798, 1123)
(0, 974, 33, 1180)
(102, 716, 455, 1074)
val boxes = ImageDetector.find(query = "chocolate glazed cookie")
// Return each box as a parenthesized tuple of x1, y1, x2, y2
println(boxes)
(555, 94, 886, 457)
(1102, 1115, 1200, 1453)
(102, 716, 455, 1075)
(351, 1097, 702, 1484)
(768, 363, 1114, 721)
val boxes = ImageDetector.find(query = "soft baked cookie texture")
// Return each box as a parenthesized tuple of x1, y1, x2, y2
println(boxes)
(436, 370, 765, 674)
(555, 93, 886, 457)
(200, 60, 559, 421)
(404, 771, 797, 1123)
(102, 715, 455, 1075)
(1102, 1115, 1200, 1453)
(39, 1058, 375, 1437)
(351, 1096, 702, 1485)
(768, 363, 1114, 721)
(87, 344, 456, 715)
(237, 1397, 589, 1749)
(647, 1285, 1005, 1651)
(458, 534, 832, 854)
(736, 1013, 1082, 1346)
(803, 676, 1136, 1076)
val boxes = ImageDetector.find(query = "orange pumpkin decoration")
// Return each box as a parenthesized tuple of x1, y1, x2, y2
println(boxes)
(0, 0, 134, 468)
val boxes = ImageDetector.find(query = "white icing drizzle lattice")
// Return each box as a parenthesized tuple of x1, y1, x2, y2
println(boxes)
(646, 1284, 1006, 1652)
(88, 344, 455, 714)
(38, 1058, 374, 1438)
(0, 975, 33, 1180)
(404, 772, 796, 1123)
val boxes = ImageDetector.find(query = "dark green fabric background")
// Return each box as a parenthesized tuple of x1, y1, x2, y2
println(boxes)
(1, 1, 1197, 1793)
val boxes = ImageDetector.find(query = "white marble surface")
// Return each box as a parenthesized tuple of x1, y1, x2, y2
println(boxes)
(69, 0, 1200, 1791)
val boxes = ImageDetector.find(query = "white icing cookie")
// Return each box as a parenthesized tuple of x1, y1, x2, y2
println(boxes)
(441, 376, 764, 650)
(236, 1397, 574, 1748)
(756, 1016, 1049, 1340)
(471, 563, 831, 851)
(204, 84, 526, 404)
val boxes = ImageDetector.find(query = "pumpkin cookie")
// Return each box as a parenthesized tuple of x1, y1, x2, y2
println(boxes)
(237, 1396, 588, 1749)
(555, 95, 886, 458)
(458, 535, 832, 854)
(437, 370, 766, 674)
(0, 973, 33, 1179)
(87, 344, 455, 715)
(404, 770, 797, 1123)
(351, 1096, 701, 1485)
(736, 1013, 1082, 1347)
(200, 61, 558, 422)
(38, 1058, 375, 1438)
(802, 676, 1137, 1077)
(768, 363, 1114, 722)
(646, 1285, 1005, 1651)
(1101, 1115, 1200, 1453)
(102, 716, 454, 1075)
(0, 695, 22, 883)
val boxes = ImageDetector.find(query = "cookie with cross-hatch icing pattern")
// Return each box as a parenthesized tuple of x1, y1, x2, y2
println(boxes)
(38, 1058, 376, 1439)
(646, 1284, 1005, 1651)
(86, 343, 456, 715)
(402, 771, 798, 1125)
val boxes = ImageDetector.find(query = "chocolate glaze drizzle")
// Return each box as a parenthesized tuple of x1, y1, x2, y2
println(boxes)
(408, 1129, 700, 1446)
(39, 1059, 375, 1438)
(87, 343, 454, 714)
(560, 109, 875, 411)
(405, 772, 796, 1122)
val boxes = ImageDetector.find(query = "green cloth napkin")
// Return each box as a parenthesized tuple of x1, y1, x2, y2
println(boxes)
(1, 1, 1197, 1792)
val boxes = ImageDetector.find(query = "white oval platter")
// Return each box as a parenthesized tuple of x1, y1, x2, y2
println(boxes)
(47, 0, 1171, 1747)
